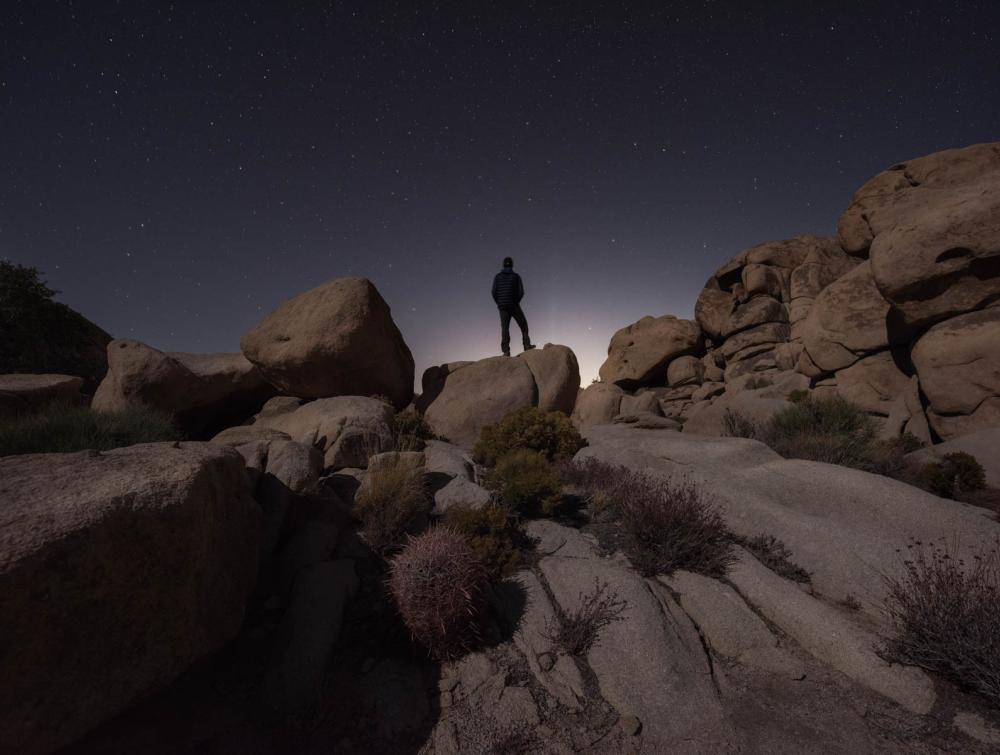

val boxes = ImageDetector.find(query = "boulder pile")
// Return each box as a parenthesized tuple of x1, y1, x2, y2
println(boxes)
(578, 141, 1000, 446)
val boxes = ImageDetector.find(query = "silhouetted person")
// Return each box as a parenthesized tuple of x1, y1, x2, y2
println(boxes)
(492, 257, 535, 356)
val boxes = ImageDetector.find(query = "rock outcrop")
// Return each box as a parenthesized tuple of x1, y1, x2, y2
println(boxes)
(587, 141, 1000, 447)
(241, 277, 414, 410)
(0, 443, 261, 754)
(598, 315, 702, 388)
(92, 340, 274, 435)
(422, 344, 580, 448)
(253, 395, 396, 468)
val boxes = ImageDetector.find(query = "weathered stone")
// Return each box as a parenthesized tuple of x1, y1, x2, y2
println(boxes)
(799, 262, 897, 372)
(694, 284, 734, 340)
(598, 315, 703, 388)
(727, 549, 935, 714)
(211, 425, 291, 446)
(839, 142, 1000, 329)
(255, 396, 395, 468)
(432, 477, 492, 515)
(520, 344, 580, 414)
(0, 443, 261, 754)
(912, 307, 1000, 440)
(662, 571, 805, 680)
(93, 341, 273, 434)
(667, 354, 705, 387)
(571, 382, 624, 431)
(537, 522, 734, 751)
(723, 296, 787, 338)
(424, 356, 535, 448)
(241, 277, 414, 409)
(720, 322, 790, 361)
(834, 351, 912, 416)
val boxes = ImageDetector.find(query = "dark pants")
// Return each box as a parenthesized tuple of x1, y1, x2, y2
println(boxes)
(499, 305, 530, 354)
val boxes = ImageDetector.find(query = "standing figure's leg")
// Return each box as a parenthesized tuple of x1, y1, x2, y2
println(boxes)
(512, 305, 532, 349)
(499, 308, 512, 355)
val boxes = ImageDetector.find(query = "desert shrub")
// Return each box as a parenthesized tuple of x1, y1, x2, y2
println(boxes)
(0, 261, 112, 389)
(722, 409, 761, 440)
(442, 505, 522, 579)
(737, 534, 811, 584)
(388, 528, 489, 659)
(393, 408, 434, 450)
(0, 401, 179, 456)
(787, 388, 811, 404)
(483, 449, 563, 516)
(354, 454, 429, 554)
(562, 458, 735, 576)
(763, 395, 879, 469)
(920, 452, 987, 499)
(615, 472, 735, 577)
(543, 578, 627, 656)
(895, 431, 926, 454)
(881, 538, 1000, 707)
(473, 406, 586, 466)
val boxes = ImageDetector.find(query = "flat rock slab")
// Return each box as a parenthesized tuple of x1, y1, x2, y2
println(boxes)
(727, 548, 935, 715)
(580, 424, 1000, 622)
(661, 571, 805, 680)
(536, 522, 734, 753)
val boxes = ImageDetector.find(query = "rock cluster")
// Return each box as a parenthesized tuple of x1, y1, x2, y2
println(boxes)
(580, 141, 1000, 444)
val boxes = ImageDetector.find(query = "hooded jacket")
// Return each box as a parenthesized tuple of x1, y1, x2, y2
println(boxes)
(491, 268, 524, 310)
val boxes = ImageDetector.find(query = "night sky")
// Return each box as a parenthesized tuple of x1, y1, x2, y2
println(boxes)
(2, 2, 998, 385)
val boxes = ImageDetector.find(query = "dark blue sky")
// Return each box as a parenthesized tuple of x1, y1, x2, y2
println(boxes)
(2, 1, 998, 382)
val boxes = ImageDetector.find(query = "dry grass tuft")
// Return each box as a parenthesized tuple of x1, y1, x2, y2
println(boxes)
(543, 578, 627, 656)
(354, 453, 428, 555)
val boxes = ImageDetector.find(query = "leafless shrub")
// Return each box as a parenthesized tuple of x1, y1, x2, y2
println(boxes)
(615, 471, 735, 577)
(561, 458, 736, 577)
(722, 409, 761, 440)
(737, 534, 811, 584)
(544, 578, 627, 656)
(880, 537, 1000, 708)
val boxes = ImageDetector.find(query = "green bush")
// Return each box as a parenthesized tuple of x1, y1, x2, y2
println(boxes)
(483, 448, 563, 516)
(787, 389, 811, 404)
(473, 406, 585, 466)
(392, 408, 434, 451)
(0, 402, 180, 456)
(920, 452, 987, 499)
(442, 505, 521, 579)
(763, 395, 879, 469)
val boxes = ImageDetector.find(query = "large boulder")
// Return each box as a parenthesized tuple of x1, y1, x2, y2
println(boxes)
(423, 357, 535, 449)
(254, 396, 395, 468)
(833, 351, 912, 416)
(571, 382, 624, 431)
(798, 262, 898, 373)
(520, 344, 580, 414)
(422, 346, 580, 449)
(0, 443, 261, 754)
(241, 277, 414, 410)
(0, 373, 84, 418)
(598, 315, 703, 388)
(92, 340, 274, 435)
(911, 307, 1000, 440)
(839, 142, 1000, 332)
